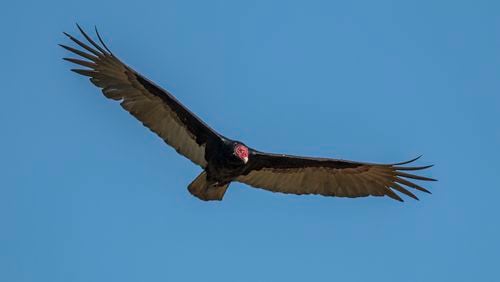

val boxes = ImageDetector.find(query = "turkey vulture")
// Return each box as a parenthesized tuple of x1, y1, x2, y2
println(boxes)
(61, 25, 436, 202)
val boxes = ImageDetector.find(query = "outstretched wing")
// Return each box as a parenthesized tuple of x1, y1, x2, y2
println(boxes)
(61, 25, 222, 167)
(237, 152, 436, 201)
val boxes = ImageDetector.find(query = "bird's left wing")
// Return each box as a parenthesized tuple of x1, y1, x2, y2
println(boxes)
(61, 25, 222, 168)
(237, 151, 435, 201)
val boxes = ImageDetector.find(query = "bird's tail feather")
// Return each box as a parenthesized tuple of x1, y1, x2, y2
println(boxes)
(188, 171, 229, 201)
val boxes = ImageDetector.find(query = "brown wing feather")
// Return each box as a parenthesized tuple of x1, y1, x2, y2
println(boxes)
(237, 152, 435, 201)
(61, 25, 222, 167)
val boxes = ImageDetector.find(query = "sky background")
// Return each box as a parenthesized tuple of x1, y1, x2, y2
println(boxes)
(1, 0, 499, 281)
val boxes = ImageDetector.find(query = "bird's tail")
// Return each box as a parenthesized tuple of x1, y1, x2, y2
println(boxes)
(188, 171, 230, 201)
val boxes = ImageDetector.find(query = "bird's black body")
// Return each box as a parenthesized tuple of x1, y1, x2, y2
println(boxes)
(61, 25, 436, 202)
(205, 139, 248, 182)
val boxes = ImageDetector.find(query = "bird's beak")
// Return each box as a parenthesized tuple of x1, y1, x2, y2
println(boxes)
(243, 157, 248, 164)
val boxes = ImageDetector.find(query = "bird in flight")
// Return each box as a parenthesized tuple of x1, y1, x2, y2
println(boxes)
(61, 25, 435, 202)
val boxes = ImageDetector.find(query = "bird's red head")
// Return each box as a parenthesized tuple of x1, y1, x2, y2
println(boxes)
(234, 144, 249, 164)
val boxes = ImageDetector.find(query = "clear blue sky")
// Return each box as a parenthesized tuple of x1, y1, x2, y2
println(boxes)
(2, 1, 499, 281)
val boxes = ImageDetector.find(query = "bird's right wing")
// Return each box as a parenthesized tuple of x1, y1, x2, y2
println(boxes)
(61, 25, 222, 168)
(237, 152, 436, 201)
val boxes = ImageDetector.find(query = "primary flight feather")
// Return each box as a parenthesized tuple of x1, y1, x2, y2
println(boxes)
(61, 25, 436, 202)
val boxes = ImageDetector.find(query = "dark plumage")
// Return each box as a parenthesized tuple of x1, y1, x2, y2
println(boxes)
(61, 25, 436, 202)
